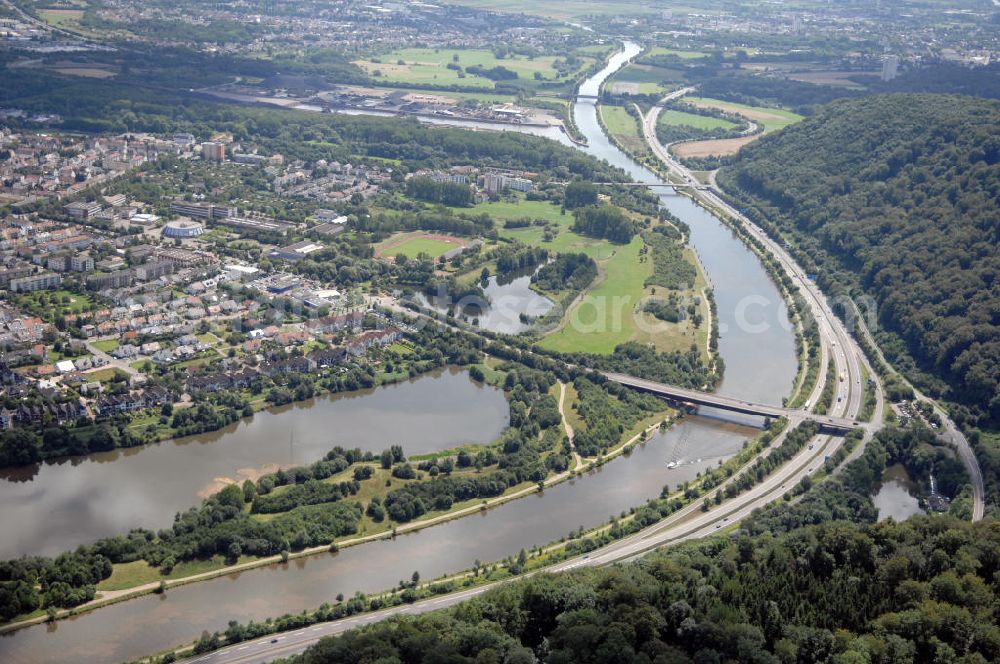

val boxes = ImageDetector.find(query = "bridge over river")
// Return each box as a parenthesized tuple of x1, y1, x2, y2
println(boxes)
(602, 372, 861, 434)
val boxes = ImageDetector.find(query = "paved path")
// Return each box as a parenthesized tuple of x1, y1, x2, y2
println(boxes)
(83, 339, 142, 377)
(558, 382, 583, 469)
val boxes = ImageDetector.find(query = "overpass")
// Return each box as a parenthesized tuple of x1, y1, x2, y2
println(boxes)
(590, 182, 708, 189)
(602, 372, 860, 434)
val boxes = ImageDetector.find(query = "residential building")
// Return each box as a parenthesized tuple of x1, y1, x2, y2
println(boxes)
(69, 252, 94, 272)
(64, 200, 102, 219)
(202, 141, 225, 161)
(9, 272, 61, 292)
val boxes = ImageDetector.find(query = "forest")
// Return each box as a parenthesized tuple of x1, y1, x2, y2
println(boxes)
(293, 514, 998, 664)
(531, 253, 597, 293)
(285, 418, 991, 664)
(571, 204, 637, 244)
(718, 94, 1000, 429)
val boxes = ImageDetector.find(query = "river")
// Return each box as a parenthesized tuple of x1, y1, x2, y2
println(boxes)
(0, 41, 797, 663)
(0, 368, 509, 559)
(575, 43, 797, 410)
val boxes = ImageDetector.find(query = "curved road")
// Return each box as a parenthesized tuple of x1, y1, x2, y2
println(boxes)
(109, 46, 981, 664)
(189, 411, 853, 664)
(188, 98, 880, 664)
(642, 95, 982, 520)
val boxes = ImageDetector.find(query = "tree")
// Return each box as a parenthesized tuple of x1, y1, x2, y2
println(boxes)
(564, 180, 597, 209)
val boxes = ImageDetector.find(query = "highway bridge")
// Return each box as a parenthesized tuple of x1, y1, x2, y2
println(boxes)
(602, 372, 861, 434)
(590, 182, 709, 189)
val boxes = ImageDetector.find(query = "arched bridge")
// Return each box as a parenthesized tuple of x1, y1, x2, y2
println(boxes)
(602, 372, 860, 434)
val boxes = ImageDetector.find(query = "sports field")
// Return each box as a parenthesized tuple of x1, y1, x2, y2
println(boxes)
(376, 232, 467, 260)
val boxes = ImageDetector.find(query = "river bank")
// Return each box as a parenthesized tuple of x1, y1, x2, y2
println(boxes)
(0, 41, 801, 664)
(0, 366, 509, 559)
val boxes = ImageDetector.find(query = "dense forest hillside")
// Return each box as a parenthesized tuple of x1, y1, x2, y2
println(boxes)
(717, 94, 1000, 428)
(294, 514, 999, 664)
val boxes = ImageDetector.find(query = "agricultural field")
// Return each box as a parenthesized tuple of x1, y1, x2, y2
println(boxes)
(671, 96, 803, 158)
(600, 104, 651, 158)
(645, 47, 709, 60)
(658, 109, 739, 132)
(355, 48, 593, 89)
(442, 0, 662, 20)
(607, 63, 685, 95)
(37, 4, 125, 39)
(375, 231, 469, 260)
(683, 97, 803, 133)
(786, 70, 876, 88)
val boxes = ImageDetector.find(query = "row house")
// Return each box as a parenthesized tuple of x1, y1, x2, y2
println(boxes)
(15, 400, 89, 426)
(185, 369, 261, 393)
(94, 387, 173, 417)
(346, 327, 403, 357)
(258, 356, 315, 377)
(307, 347, 346, 368)
(304, 311, 364, 335)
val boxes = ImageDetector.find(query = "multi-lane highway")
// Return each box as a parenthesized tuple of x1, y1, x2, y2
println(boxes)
(641, 95, 985, 520)
(188, 410, 856, 664)
(161, 62, 983, 664)
(189, 124, 876, 664)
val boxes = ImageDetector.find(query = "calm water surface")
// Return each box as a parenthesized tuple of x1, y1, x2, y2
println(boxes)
(0, 368, 508, 558)
(418, 266, 554, 334)
(0, 417, 755, 664)
(0, 42, 800, 663)
(873, 464, 924, 521)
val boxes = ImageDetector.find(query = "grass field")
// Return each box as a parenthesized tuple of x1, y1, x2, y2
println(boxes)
(659, 109, 739, 131)
(538, 236, 648, 354)
(376, 231, 468, 259)
(684, 97, 803, 133)
(600, 104, 651, 158)
(91, 339, 120, 353)
(459, 197, 708, 356)
(355, 48, 591, 88)
(609, 63, 685, 95)
(646, 47, 709, 60)
(85, 367, 130, 383)
(39, 8, 84, 27)
(460, 198, 568, 225)
(489, 199, 615, 260)
(631, 247, 712, 357)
